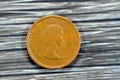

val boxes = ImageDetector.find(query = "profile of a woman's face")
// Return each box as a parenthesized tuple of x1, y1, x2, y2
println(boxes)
(42, 24, 64, 60)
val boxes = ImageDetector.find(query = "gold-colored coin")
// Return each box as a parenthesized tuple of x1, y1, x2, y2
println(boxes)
(26, 15, 80, 69)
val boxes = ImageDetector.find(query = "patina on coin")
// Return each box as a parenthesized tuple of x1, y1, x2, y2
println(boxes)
(26, 15, 80, 69)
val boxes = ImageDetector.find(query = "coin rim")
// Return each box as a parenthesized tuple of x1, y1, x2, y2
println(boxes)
(26, 15, 81, 69)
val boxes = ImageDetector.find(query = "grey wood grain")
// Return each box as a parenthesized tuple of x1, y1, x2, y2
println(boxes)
(1, 66, 120, 80)
(0, 0, 120, 80)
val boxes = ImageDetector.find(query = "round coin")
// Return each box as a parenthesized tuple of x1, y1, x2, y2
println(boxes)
(26, 15, 80, 69)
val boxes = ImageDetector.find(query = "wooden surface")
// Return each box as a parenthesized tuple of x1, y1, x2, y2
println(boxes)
(0, 0, 120, 80)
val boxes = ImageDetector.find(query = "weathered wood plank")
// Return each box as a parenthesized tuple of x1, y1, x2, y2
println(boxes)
(0, 0, 120, 80)
(1, 50, 120, 69)
(1, 66, 120, 80)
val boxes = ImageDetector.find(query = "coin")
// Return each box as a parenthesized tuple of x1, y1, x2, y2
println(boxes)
(26, 15, 80, 69)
